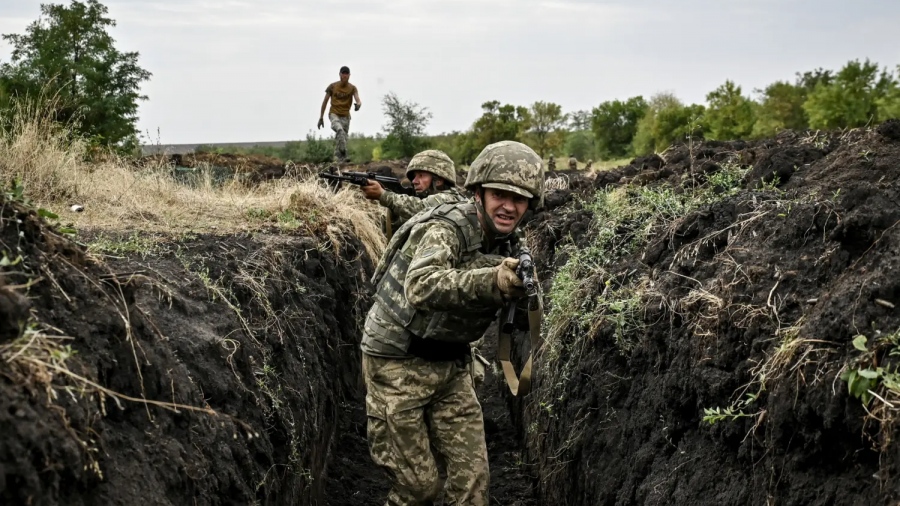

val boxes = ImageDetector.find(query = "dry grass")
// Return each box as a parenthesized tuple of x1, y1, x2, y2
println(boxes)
(0, 104, 386, 261)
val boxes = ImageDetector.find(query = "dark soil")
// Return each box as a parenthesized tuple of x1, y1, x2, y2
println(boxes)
(0, 197, 536, 505)
(524, 128, 900, 505)
(0, 204, 373, 504)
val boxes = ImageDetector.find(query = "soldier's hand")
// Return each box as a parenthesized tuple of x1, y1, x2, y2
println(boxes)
(494, 257, 526, 299)
(317, 118, 324, 129)
(354, 103, 361, 111)
(360, 180, 384, 200)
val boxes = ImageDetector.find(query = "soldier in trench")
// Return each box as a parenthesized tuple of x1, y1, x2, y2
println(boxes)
(359, 149, 467, 230)
(361, 141, 544, 505)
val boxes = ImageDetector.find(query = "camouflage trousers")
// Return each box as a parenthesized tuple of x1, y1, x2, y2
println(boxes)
(329, 113, 351, 162)
(363, 353, 489, 506)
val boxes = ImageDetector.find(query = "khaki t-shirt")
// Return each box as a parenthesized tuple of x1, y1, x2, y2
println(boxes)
(326, 81, 357, 117)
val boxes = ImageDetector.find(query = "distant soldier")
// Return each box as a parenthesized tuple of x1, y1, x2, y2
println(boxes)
(568, 154, 577, 170)
(586, 159, 593, 170)
(548, 154, 556, 172)
(317, 66, 361, 163)
(360, 149, 465, 229)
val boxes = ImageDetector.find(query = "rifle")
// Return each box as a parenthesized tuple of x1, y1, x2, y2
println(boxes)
(318, 170, 417, 196)
(318, 170, 416, 240)
(498, 246, 543, 397)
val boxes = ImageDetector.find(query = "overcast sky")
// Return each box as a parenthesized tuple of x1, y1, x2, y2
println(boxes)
(2, 0, 899, 144)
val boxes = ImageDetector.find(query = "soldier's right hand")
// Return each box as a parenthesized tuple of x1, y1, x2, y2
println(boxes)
(494, 257, 526, 299)
(317, 118, 324, 129)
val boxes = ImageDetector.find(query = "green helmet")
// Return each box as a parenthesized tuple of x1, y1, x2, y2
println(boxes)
(465, 141, 544, 209)
(405, 150, 456, 187)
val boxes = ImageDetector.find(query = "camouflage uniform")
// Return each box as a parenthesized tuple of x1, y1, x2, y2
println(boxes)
(568, 155, 577, 170)
(362, 141, 544, 505)
(548, 154, 556, 172)
(330, 113, 351, 162)
(380, 150, 466, 231)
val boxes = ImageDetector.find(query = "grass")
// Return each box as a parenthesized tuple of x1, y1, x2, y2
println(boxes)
(0, 101, 386, 261)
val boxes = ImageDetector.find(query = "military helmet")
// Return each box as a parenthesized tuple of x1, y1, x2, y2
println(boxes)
(405, 150, 456, 187)
(465, 141, 544, 208)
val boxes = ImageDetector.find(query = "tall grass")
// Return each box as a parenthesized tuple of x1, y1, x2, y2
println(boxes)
(0, 99, 386, 260)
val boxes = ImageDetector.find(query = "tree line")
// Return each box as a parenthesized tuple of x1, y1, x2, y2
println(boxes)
(213, 59, 900, 165)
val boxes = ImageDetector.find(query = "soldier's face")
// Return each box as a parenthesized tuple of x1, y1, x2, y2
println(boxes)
(479, 188, 528, 234)
(411, 171, 433, 192)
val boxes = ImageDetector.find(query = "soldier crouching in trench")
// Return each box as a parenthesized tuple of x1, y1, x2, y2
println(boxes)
(359, 149, 467, 231)
(361, 141, 544, 505)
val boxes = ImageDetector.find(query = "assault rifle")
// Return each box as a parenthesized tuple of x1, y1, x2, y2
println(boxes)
(498, 246, 543, 397)
(318, 169, 417, 239)
(501, 248, 536, 334)
(318, 170, 417, 196)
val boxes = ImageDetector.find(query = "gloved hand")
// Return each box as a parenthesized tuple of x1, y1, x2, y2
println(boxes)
(317, 118, 324, 129)
(354, 103, 361, 111)
(494, 257, 526, 300)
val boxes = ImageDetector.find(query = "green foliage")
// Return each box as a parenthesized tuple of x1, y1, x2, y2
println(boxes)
(301, 132, 333, 163)
(591, 96, 648, 159)
(461, 100, 532, 163)
(876, 66, 900, 121)
(703, 390, 760, 425)
(804, 59, 898, 129)
(752, 81, 809, 137)
(632, 93, 705, 155)
(0, 0, 151, 151)
(704, 80, 755, 140)
(546, 162, 748, 355)
(841, 331, 900, 407)
(563, 130, 594, 162)
(380, 91, 431, 159)
(526, 101, 567, 158)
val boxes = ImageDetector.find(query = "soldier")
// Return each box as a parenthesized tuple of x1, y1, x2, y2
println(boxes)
(360, 149, 466, 227)
(548, 153, 556, 172)
(361, 141, 544, 505)
(586, 159, 593, 170)
(317, 65, 361, 163)
(568, 154, 577, 170)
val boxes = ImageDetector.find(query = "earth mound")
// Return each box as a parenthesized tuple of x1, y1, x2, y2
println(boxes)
(522, 126, 900, 504)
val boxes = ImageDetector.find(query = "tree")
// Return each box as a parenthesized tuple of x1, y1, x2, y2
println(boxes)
(526, 101, 567, 157)
(591, 96, 648, 159)
(461, 100, 531, 163)
(877, 66, 900, 120)
(632, 93, 705, 155)
(564, 130, 594, 162)
(803, 59, 897, 129)
(380, 91, 432, 158)
(0, 0, 151, 149)
(704, 80, 755, 140)
(568, 109, 592, 131)
(752, 81, 809, 137)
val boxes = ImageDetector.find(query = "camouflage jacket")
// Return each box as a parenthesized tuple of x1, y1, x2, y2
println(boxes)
(362, 201, 516, 358)
(378, 187, 467, 226)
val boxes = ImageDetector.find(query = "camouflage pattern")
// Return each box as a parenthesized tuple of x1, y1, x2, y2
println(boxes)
(465, 141, 545, 209)
(568, 156, 577, 170)
(364, 353, 489, 505)
(586, 159, 593, 170)
(329, 113, 351, 162)
(406, 150, 457, 187)
(362, 202, 514, 358)
(548, 154, 556, 171)
(378, 187, 467, 227)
